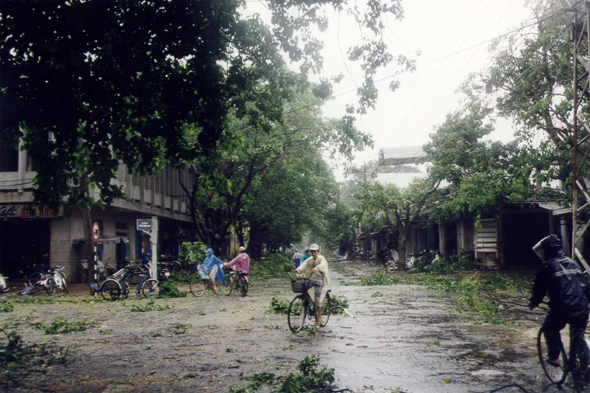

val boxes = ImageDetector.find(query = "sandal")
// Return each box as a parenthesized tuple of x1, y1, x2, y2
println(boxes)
(547, 359, 562, 368)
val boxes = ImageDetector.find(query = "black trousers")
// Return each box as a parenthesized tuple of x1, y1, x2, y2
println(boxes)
(543, 311, 589, 361)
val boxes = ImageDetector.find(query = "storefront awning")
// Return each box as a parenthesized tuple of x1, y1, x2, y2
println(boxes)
(72, 236, 130, 245)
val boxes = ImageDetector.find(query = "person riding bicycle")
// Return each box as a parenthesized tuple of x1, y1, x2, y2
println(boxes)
(300, 247, 311, 264)
(529, 234, 590, 368)
(295, 243, 330, 326)
(198, 248, 225, 292)
(223, 246, 250, 280)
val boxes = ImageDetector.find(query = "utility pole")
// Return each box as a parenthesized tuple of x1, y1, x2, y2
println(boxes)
(571, 3, 590, 272)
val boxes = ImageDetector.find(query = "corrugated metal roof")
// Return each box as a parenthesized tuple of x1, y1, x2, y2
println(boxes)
(379, 146, 428, 166)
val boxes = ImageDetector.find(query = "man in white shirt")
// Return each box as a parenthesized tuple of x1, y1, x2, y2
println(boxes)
(295, 243, 330, 325)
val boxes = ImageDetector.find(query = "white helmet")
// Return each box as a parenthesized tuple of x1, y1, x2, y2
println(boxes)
(239, 246, 246, 252)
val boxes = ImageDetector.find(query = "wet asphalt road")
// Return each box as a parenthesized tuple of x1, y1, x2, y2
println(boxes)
(0, 258, 582, 392)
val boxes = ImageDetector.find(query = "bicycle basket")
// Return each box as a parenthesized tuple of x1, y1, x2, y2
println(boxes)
(290, 277, 308, 293)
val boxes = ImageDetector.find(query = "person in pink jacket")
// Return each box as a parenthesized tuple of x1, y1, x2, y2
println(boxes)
(223, 246, 250, 280)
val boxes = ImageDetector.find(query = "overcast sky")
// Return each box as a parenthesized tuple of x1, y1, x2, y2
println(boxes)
(247, 0, 535, 180)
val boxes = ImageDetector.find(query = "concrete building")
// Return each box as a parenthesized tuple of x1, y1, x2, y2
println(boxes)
(0, 143, 194, 282)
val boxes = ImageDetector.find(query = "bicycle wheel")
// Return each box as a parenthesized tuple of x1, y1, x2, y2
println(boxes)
(570, 337, 590, 392)
(0, 277, 11, 293)
(320, 293, 331, 327)
(121, 282, 130, 298)
(368, 258, 378, 267)
(189, 279, 206, 297)
(387, 262, 397, 274)
(223, 275, 234, 296)
(141, 279, 160, 297)
(212, 280, 223, 295)
(29, 272, 42, 287)
(538, 327, 568, 385)
(100, 279, 122, 301)
(238, 279, 248, 297)
(288, 295, 307, 333)
(45, 277, 56, 296)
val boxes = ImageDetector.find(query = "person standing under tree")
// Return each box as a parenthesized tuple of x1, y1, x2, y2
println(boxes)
(295, 243, 330, 325)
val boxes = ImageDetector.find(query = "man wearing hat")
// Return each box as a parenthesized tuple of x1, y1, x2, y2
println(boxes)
(530, 234, 590, 368)
(295, 243, 330, 325)
(224, 246, 250, 280)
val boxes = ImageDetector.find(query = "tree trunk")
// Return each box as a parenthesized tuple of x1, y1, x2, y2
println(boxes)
(82, 208, 96, 293)
(398, 228, 408, 272)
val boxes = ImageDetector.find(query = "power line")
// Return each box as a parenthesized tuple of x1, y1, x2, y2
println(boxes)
(392, 0, 491, 133)
(377, 27, 571, 182)
(280, 8, 566, 121)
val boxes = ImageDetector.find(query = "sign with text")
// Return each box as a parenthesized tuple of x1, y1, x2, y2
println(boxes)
(137, 219, 152, 231)
(0, 205, 61, 220)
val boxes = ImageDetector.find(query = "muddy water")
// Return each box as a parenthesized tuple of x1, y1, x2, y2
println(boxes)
(0, 259, 578, 392)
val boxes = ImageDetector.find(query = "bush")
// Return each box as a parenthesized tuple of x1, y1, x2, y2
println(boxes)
(0, 329, 66, 384)
(250, 253, 294, 281)
(32, 319, 94, 334)
(0, 302, 13, 313)
(329, 296, 350, 314)
(156, 280, 187, 298)
(179, 242, 208, 269)
(230, 356, 338, 393)
(414, 249, 478, 274)
(130, 298, 171, 312)
(269, 297, 291, 315)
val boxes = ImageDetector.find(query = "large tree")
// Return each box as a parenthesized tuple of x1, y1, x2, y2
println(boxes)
(243, 153, 339, 259)
(484, 0, 590, 204)
(178, 89, 367, 251)
(423, 90, 538, 222)
(355, 178, 441, 269)
(0, 0, 413, 210)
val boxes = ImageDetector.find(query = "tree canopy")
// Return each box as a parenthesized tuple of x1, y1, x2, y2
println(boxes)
(484, 0, 590, 205)
(423, 89, 537, 221)
(178, 86, 366, 250)
(0, 0, 412, 210)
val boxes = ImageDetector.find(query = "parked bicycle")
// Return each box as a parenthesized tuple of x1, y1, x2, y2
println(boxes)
(287, 273, 332, 333)
(29, 265, 64, 288)
(34, 266, 68, 295)
(99, 262, 159, 301)
(0, 271, 11, 293)
(158, 255, 182, 272)
(189, 271, 223, 297)
(221, 266, 248, 297)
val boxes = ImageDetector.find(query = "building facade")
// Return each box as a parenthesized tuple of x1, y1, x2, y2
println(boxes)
(0, 144, 195, 282)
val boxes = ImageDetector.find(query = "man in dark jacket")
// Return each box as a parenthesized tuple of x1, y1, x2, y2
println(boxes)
(529, 234, 590, 367)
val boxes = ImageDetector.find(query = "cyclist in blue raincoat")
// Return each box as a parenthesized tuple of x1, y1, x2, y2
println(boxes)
(198, 248, 225, 291)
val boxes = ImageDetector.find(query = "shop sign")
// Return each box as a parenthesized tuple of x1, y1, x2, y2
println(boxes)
(137, 219, 152, 231)
(0, 205, 60, 220)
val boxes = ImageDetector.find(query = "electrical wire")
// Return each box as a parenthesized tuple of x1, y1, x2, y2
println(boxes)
(374, 20, 571, 181)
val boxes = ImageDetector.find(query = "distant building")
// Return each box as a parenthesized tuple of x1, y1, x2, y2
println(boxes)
(375, 144, 576, 269)
(378, 146, 428, 166)
(376, 146, 429, 188)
